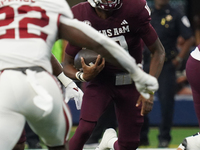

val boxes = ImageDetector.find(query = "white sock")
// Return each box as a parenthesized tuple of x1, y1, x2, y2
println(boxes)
(107, 138, 118, 149)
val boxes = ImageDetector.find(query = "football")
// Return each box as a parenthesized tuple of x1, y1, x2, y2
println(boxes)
(74, 49, 101, 70)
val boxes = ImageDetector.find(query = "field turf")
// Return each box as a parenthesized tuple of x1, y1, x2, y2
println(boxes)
(26, 126, 199, 149)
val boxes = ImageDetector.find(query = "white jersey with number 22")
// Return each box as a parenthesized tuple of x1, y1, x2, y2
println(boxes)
(0, 0, 72, 73)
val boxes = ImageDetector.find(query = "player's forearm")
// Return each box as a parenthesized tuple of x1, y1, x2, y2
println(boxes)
(63, 64, 78, 80)
(62, 53, 80, 80)
(148, 39, 165, 78)
(51, 54, 63, 76)
(149, 51, 165, 78)
(51, 54, 73, 87)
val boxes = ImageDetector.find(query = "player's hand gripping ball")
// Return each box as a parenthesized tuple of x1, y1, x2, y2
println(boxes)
(74, 49, 102, 70)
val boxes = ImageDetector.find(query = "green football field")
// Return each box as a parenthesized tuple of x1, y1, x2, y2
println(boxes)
(69, 126, 199, 148)
(138, 126, 199, 148)
(26, 126, 199, 149)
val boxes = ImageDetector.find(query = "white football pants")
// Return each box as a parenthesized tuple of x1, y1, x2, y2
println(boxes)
(0, 69, 72, 150)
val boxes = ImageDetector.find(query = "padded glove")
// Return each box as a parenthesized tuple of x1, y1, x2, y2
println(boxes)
(131, 68, 158, 99)
(64, 82, 83, 110)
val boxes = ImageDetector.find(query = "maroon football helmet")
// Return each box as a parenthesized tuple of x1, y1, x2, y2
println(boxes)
(88, 0, 122, 10)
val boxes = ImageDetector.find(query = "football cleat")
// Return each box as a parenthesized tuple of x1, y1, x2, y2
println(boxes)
(95, 128, 117, 150)
(177, 132, 200, 150)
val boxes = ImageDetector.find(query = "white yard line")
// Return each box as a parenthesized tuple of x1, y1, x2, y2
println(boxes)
(27, 148, 176, 150)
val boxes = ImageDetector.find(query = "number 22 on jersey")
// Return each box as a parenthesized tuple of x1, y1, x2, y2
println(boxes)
(0, 5, 49, 41)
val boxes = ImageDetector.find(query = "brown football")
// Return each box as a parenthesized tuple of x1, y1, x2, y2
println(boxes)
(74, 49, 101, 70)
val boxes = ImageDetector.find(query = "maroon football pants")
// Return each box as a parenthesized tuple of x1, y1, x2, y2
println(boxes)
(69, 81, 143, 150)
(186, 56, 200, 128)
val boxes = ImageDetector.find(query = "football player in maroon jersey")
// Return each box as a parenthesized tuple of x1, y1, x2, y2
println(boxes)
(63, 0, 165, 150)
(177, 45, 200, 150)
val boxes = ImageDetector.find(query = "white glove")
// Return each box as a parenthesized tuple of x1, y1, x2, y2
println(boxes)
(131, 68, 159, 99)
(57, 72, 83, 110)
(64, 82, 83, 110)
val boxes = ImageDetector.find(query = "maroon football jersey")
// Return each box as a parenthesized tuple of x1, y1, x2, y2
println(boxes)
(66, 0, 158, 73)
(198, 44, 200, 50)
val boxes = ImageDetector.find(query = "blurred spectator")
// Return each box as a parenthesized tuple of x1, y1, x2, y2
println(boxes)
(175, 36, 193, 95)
(140, 0, 195, 148)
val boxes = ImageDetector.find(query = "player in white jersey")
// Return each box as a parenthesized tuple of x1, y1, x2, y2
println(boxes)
(0, 0, 159, 149)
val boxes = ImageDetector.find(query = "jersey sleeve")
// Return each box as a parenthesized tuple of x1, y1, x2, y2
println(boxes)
(136, 3, 158, 46)
(71, 3, 82, 19)
(57, 0, 74, 23)
(65, 43, 81, 57)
